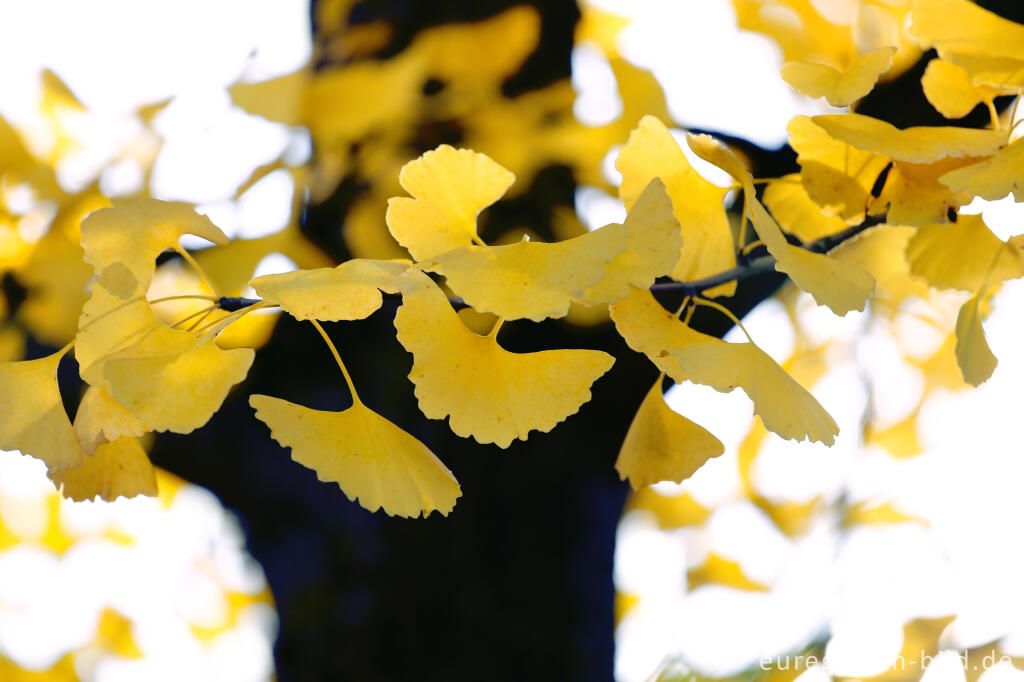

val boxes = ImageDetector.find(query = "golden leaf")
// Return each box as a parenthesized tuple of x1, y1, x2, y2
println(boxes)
(921, 58, 1005, 119)
(789, 115, 891, 221)
(74, 385, 149, 455)
(781, 47, 896, 107)
(763, 174, 847, 244)
(687, 553, 768, 592)
(907, 214, 1024, 291)
(394, 270, 614, 447)
(668, 337, 839, 445)
(811, 113, 1005, 163)
(250, 394, 460, 518)
(687, 132, 875, 315)
(386, 145, 515, 260)
(615, 378, 724, 489)
(616, 116, 735, 295)
(0, 348, 81, 471)
(940, 136, 1024, 202)
(425, 223, 626, 322)
(251, 259, 409, 321)
(578, 178, 683, 305)
(103, 336, 255, 434)
(955, 288, 998, 386)
(49, 436, 158, 502)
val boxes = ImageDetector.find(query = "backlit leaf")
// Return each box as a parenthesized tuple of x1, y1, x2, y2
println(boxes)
(0, 348, 81, 471)
(250, 394, 460, 518)
(74, 385, 149, 456)
(394, 270, 614, 447)
(955, 288, 998, 386)
(940, 136, 1024, 202)
(424, 223, 626, 321)
(615, 378, 724, 489)
(763, 174, 847, 243)
(668, 337, 838, 445)
(907, 214, 1024, 291)
(49, 436, 158, 502)
(616, 116, 735, 295)
(811, 113, 1005, 163)
(781, 47, 896, 107)
(386, 145, 515, 260)
(104, 336, 255, 434)
(910, 0, 1024, 63)
(609, 286, 707, 384)
(921, 58, 1004, 119)
(687, 133, 875, 315)
(578, 178, 683, 305)
(251, 259, 410, 322)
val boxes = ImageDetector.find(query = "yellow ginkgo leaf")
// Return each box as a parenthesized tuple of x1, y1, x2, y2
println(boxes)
(74, 385, 149, 455)
(49, 436, 158, 502)
(424, 222, 626, 322)
(781, 47, 896, 107)
(615, 116, 735, 295)
(762, 174, 847, 244)
(625, 488, 711, 529)
(609, 286, 707, 383)
(867, 414, 923, 459)
(251, 259, 409, 322)
(910, 0, 1024, 63)
(945, 52, 1024, 89)
(687, 553, 768, 592)
(811, 113, 1005, 163)
(104, 336, 255, 434)
(615, 378, 724, 490)
(668, 337, 839, 445)
(386, 145, 516, 261)
(955, 288, 998, 386)
(0, 349, 81, 471)
(394, 269, 614, 447)
(939, 136, 1024, 202)
(578, 178, 683, 305)
(687, 133, 875, 315)
(907, 214, 1024, 291)
(872, 156, 979, 225)
(250, 394, 460, 518)
(788, 115, 891, 220)
(76, 199, 228, 379)
(80, 198, 228, 298)
(921, 58, 1005, 119)
(831, 225, 928, 304)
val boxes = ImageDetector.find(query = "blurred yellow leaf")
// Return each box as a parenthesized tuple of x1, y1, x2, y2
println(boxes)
(921, 58, 1005, 119)
(94, 608, 144, 659)
(955, 288, 998, 386)
(0, 348, 81, 471)
(625, 488, 711, 529)
(687, 553, 768, 592)
(842, 500, 926, 526)
(781, 47, 896, 107)
(230, 67, 310, 125)
(50, 436, 157, 502)
(910, 0, 1024, 63)
(394, 270, 614, 447)
(812, 113, 1005, 163)
(940, 136, 1024, 202)
(251, 259, 409, 322)
(615, 378, 724, 489)
(250, 394, 460, 518)
(789, 115, 891, 220)
(763, 175, 847, 244)
(907, 214, 1023, 291)
(387, 145, 515, 260)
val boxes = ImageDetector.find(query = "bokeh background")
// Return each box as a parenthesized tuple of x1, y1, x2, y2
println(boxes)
(2, 1, 1024, 681)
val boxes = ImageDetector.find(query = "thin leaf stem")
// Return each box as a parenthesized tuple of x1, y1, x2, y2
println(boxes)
(310, 320, 361, 405)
